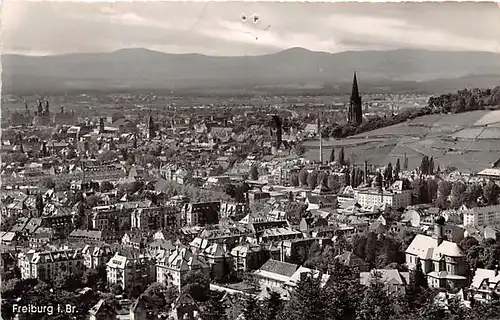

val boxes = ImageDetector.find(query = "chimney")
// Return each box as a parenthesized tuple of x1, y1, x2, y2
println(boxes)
(495, 264, 499, 277)
(434, 216, 445, 246)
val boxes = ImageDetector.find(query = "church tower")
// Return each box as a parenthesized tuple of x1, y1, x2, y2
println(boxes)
(37, 99, 43, 114)
(348, 72, 363, 125)
(99, 118, 105, 134)
(147, 115, 155, 139)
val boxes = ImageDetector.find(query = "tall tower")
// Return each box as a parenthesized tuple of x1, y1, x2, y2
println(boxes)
(348, 72, 363, 125)
(37, 99, 43, 114)
(99, 118, 105, 134)
(44, 100, 49, 114)
(318, 113, 323, 164)
(147, 115, 155, 139)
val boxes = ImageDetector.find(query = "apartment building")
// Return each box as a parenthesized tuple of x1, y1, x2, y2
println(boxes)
(462, 204, 500, 227)
(130, 206, 181, 231)
(106, 251, 155, 290)
(18, 249, 84, 281)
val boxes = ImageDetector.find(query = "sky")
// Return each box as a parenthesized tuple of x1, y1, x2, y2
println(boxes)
(2, 1, 500, 56)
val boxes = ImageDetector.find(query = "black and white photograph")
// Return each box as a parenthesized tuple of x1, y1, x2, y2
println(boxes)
(1, 1, 500, 319)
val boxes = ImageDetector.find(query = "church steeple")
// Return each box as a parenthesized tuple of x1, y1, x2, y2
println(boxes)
(147, 114, 155, 139)
(348, 71, 363, 125)
(351, 71, 359, 99)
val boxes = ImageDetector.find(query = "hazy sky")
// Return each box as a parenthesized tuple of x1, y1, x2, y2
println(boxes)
(2, 1, 500, 56)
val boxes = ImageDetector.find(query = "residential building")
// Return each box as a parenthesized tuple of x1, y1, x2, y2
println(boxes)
(462, 205, 500, 227)
(230, 243, 268, 273)
(253, 259, 299, 292)
(354, 181, 411, 210)
(182, 202, 220, 226)
(360, 269, 410, 295)
(18, 249, 84, 281)
(199, 243, 231, 280)
(156, 247, 210, 290)
(284, 267, 330, 294)
(335, 251, 370, 272)
(131, 206, 181, 231)
(470, 267, 500, 302)
(106, 251, 155, 291)
(82, 244, 115, 269)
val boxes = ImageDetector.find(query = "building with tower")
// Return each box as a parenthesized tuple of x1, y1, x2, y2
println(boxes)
(99, 118, 105, 134)
(347, 72, 363, 125)
(405, 216, 468, 290)
(147, 115, 155, 139)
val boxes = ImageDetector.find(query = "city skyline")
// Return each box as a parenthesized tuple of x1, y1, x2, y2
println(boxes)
(3, 1, 500, 56)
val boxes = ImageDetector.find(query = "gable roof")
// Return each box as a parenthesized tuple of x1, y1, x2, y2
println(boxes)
(258, 259, 298, 277)
(360, 269, 410, 287)
(405, 234, 464, 260)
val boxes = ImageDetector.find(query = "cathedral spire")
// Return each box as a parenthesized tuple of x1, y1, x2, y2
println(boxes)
(348, 71, 363, 125)
(351, 71, 359, 99)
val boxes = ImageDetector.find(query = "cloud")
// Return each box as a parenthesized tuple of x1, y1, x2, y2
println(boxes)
(2, 1, 499, 56)
(324, 14, 500, 52)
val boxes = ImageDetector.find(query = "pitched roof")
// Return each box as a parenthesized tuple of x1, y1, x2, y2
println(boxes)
(360, 269, 409, 287)
(258, 259, 298, 277)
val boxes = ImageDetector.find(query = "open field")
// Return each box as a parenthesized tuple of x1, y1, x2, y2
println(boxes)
(304, 110, 500, 173)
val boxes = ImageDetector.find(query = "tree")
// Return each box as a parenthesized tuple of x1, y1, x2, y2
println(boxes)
(418, 179, 429, 204)
(403, 153, 409, 171)
(250, 165, 259, 181)
(100, 181, 114, 193)
(329, 149, 335, 163)
(110, 283, 123, 295)
(289, 172, 300, 187)
(450, 181, 466, 209)
(82, 268, 100, 288)
(261, 289, 284, 320)
(200, 291, 228, 320)
(35, 193, 44, 216)
(66, 148, 77, 159)
(352, 235, 367, 261)
(344, 170, 351, 186)
(356, 271, 397, 320)
(307, 170, 319, 189)
(295, 144, 306, 156)
(339, 147, 346, 166)
(365, 232, 378, 267)
(409, 260, 428, 298)
(384, 162, 394, 186)
(327, 174, 341, 193)
(242, 272, 262, 295)
(464, 183, 483, 206)
(279, 273, 329, 320)
(483, 180, 500, 205)
(243, 295, 263, 320)
(53, 271, 82, 291)
(181, 270, 210, 302)
(316, 171, 327, 187)
(85, 195, 99, 208)
(38, 177, 55, 190)
(394, 159, 401, 179)
(420, 156, 430, 175)
(141, 282, 169, 313)
(436, 180, 452, 207)
(298, 168, 308, 187)
(427, 178, 439, 202)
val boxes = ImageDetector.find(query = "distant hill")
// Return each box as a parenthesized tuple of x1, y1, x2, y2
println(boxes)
(2, 48, 500, 95)
(302, 110, 500, 174)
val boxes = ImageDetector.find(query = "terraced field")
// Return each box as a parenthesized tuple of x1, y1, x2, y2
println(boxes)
(303, 110, 500, 173)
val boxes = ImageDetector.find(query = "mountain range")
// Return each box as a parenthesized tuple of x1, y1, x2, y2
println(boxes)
(2, 48, 500, 95)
